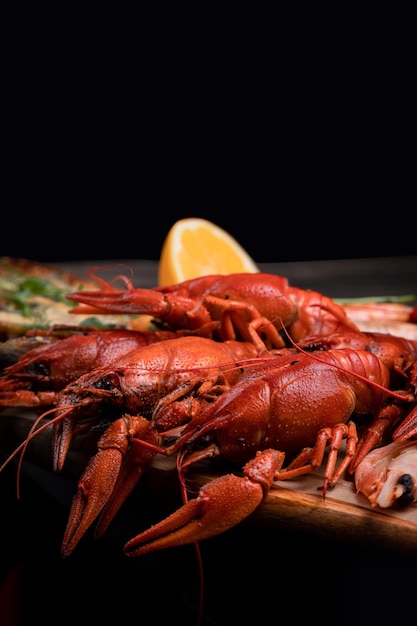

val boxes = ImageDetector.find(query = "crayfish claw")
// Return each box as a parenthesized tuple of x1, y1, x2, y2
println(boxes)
(123, 473, 264, 557)
(94, 441, 156, 539)
(124, 497, 207, 557)
(61, 415, 158, 557)
(124, 449, 279, 557)
(61, 448, 122, 557)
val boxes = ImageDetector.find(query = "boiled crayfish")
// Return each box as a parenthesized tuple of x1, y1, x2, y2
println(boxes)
(0, 327, 179, 408)
(59, 344, 414, 558)
(66, 271, 361, 351)
(0, 335, 262, 474)
(1, 271, 416, 563)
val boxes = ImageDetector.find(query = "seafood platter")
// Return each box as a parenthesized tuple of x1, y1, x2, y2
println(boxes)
(0, 255, 417, 564)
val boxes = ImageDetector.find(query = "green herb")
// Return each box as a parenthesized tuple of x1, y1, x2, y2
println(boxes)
(0, 276, 70, 318)
(334, 294, 416, 305)
(18, 277, 68, 301)
(79, 318, 118, 329)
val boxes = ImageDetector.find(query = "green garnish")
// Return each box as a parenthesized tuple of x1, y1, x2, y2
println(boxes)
(79, 318, 119, 329)
(334, 294, 416, 305)
(0, 276, 70, 318)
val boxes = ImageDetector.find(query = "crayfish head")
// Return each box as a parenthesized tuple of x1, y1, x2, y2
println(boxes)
(51, 378, 126, 473)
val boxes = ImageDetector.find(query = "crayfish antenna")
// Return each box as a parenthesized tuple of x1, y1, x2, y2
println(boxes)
(86, 264, 135, 289)
(0, 406, 72, 499)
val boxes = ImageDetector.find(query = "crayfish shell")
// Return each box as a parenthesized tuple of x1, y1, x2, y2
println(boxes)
(354, 440, 417, 509)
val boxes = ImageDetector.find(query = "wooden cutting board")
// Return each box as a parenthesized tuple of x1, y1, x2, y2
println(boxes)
(1, 408, 416, 558)
(190, 461, 417, 555)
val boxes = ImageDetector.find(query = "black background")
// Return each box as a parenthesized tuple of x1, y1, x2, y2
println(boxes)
(3, 172, 416, 264)
(3, 17, 416, 266)
(3, 84, 416, 265)
(4, 208, 417, 265)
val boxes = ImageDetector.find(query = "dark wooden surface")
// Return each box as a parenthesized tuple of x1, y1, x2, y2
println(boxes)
(1, 257, 417, 626)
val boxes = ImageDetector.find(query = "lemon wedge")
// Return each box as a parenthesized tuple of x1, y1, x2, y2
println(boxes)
(158, 218, 259, 286)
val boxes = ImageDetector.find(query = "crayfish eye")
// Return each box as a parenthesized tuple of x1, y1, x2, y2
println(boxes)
(94, 373, 121, 391)
(27, 360, 50, 377)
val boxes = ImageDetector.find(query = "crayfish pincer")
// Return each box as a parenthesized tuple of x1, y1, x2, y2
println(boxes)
(123, 449, 282, 557)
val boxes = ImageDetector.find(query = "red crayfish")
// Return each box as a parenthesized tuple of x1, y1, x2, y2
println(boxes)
(1, 271, 417, 564)
(66, 271, 361, 351)
(0, 327, 179, 408)
(55, 343, 414, 558)
(46, 336, 409, 555)
(0, 335, 262, 474)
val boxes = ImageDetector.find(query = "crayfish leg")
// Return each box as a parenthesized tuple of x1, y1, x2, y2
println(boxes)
(392, 404, 417, 443)
(349, 402, 411, 473)
(274, 422, 359, 497)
